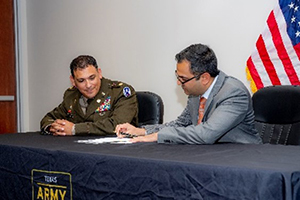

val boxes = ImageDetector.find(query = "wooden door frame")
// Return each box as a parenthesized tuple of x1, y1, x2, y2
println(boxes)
(14, 0, 21, 132)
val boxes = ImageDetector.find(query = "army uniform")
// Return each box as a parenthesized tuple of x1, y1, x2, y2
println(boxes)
(40, 77, 138, 135)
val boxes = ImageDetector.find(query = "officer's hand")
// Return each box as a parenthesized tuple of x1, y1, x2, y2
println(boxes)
(49, 120, 63, 134)
(115, 123, 146, 138)
(52, 119, 74, 136)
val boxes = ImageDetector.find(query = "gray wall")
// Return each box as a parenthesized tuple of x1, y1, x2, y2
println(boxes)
(18, 0, 276, 131)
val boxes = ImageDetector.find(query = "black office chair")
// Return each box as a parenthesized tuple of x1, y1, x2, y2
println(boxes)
(136, 91, 164, 127)
(252, 85, 300, 145)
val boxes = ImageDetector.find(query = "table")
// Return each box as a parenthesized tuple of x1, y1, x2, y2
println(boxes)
(0, 132, 300, 200)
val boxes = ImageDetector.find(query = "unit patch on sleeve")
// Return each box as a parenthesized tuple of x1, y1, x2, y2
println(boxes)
(123, 87, 131, 97)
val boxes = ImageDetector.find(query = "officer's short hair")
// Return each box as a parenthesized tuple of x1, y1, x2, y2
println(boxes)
(70, 55, 98, 77)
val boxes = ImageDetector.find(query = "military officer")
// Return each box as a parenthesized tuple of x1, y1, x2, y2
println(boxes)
(40, 55, 138, 136)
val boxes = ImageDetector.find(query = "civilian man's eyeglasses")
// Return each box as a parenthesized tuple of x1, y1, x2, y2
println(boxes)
(175, 70, 201, 85)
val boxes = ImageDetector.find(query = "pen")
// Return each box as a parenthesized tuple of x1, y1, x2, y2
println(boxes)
(120, 132, 137, 138)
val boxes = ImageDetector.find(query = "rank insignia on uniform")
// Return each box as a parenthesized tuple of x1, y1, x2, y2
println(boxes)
(111, 82, 122, 88)
(123, 87, 131, 97)
(95, 96, 111, 113)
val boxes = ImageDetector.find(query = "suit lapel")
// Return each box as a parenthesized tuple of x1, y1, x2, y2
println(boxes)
(202, 71, 227, 121)
(72, 91, 85, 117)
(189, 96, 200, 125)
(85, 91, 106, 119)
(85, 78, 109, 119)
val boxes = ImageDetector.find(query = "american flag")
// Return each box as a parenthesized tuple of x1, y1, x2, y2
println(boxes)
(246, 0, 300, 93)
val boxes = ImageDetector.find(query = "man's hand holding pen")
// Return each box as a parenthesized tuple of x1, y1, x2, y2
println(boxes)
(115, 123, 158, 143)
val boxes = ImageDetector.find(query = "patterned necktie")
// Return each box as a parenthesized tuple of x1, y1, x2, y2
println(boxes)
(197, 97, 207, 124)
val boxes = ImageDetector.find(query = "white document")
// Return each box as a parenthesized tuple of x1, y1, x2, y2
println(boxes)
(76, 137, 132, 144)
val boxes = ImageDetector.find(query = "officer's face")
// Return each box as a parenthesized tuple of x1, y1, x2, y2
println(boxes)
(70, 65, 102, 99)
(176, 60, 206, 96)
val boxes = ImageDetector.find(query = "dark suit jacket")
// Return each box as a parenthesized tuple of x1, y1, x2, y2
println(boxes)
(40, 77, 138, 135)
(144, 71, 262, 144)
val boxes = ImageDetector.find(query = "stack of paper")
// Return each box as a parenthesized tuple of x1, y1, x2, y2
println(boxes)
(76, 137, 132, 144)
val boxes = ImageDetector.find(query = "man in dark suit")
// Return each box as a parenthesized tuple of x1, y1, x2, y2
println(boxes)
(115, 43, 262, 144)
(41, 55, 138, 136)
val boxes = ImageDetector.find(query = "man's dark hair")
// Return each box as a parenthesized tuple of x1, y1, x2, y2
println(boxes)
(70, 55, 98, 77)
(175, 44, 219, 78)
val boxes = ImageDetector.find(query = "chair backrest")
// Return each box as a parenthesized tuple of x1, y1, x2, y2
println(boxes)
(252, 85, 300, 145)
(136, 91, 164, 127)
